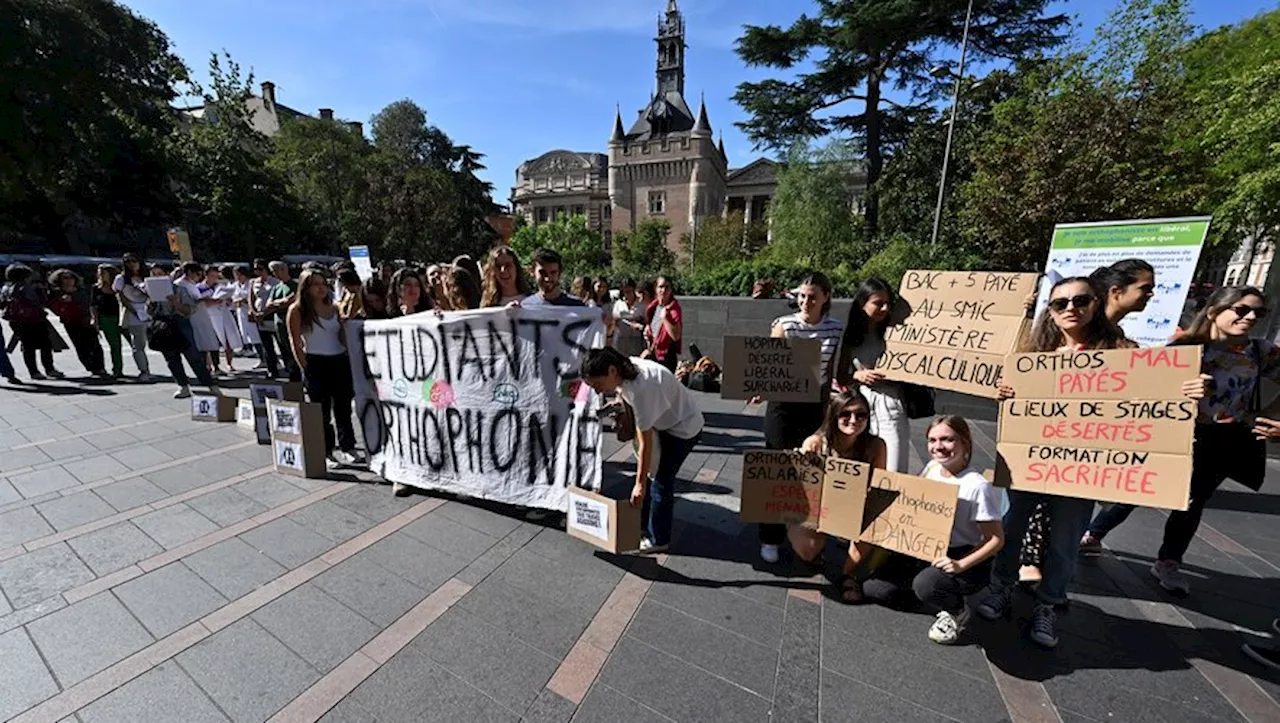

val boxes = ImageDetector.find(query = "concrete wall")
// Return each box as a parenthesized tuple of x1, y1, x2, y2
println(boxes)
(676, 296, 998, 422)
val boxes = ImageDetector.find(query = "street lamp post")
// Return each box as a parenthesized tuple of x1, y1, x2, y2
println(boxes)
(929, 0, 976, 248)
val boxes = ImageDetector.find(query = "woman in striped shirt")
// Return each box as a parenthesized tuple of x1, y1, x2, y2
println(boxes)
(753, 271, 844, 564)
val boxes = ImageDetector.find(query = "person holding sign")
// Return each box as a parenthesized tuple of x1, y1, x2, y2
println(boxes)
(1083, 286, 1279, 595)
(287, 269, 358, 467)
(753, 272, 845, 564)
(978, 277, 1205, 648)
(836, 278, 910, 473)
(581, 347, 704, 554)
(797, 390, 886, 570)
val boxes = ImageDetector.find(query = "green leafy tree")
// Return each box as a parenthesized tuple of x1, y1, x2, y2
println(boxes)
(509, 214, 608, 278)
(0, 0, 188, 249)
(176, 52, 311, 259)
(269, 116, 374, 251)
(732, 0, 1068, 239)
(681, 211, 768, 271)
(765, 140, 867, 270)
(613, 218, 676, 273)
(958, 0, 1206, 270)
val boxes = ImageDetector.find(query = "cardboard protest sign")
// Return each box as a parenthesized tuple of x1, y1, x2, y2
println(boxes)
(566, 487, 642, 553)
(740, 450, 827, 526)
(267, 399, 326, 478)
(348, 308, 607, 511)
(857, 469, 959, 562)
(881, 270, 1038, 398)
(996, 346, 1200, 510)
(1038, 218, 1210, 347)
(191, 394, 235, 422)
(815, 457, 873, 540)
(247, 382, 304, 445)
(721, 336, 823, 403)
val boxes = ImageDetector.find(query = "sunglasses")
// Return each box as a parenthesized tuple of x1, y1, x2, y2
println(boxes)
(1048, 294, 1095, 313)
(838, 409, 870, 422)
(1230, 304, 1269, 319)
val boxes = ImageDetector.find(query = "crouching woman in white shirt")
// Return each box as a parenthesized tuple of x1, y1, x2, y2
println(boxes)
(581, 347, 704, 553)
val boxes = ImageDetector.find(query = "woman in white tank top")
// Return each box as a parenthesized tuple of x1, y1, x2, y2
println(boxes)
(287, 269, 358, 466)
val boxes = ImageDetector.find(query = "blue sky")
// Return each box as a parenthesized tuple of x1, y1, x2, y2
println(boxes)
(122, 0, 1275, 201)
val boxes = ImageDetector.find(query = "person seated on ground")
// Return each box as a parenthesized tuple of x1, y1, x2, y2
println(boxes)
(793, 390, 884, 564)
(835, 416, 1005, 641)
(793, 390, 886, 566)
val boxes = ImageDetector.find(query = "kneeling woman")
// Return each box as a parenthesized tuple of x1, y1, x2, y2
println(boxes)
(581, 347, 704, 553)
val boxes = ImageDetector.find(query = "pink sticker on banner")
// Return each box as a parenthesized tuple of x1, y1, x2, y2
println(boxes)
(428, 380, 456, 408)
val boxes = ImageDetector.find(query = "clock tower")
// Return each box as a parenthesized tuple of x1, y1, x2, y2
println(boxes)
(656, 0, 685, 97)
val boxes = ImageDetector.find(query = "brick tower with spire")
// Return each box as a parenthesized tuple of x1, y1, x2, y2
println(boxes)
(607, 0, 727, 253)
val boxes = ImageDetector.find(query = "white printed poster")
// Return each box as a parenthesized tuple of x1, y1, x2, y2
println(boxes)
(568, 491, 611, 543)
(347, 308, 607, 511)
(1037, 217, 1211, 347)
(349, 246, 374, 281)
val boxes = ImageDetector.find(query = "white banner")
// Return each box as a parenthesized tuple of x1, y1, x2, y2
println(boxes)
(348, 307, 607, 510)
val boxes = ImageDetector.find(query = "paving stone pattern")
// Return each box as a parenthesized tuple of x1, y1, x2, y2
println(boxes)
(0, 319, 1277, 722)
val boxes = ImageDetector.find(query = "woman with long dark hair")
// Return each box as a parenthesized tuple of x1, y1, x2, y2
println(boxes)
(581, 347, 704, 553)
(390, 268, 432, 317)
(287, 269, 357, 466)
(1, 264, 60, 379)
(836, 277, 909, 472)
(1084, 286, 1278, 595)
(1089, 259, 1156, 326)
(977, 277, 1204, 648)
(754, 271, 845, 564)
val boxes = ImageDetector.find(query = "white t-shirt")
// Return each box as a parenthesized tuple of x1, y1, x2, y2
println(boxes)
(921, 460, 1005, 549)
(773, 313, 844, 386)
(618, 357, 704, 440)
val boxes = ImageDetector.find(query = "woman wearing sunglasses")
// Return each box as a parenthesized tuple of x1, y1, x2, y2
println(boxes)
(1082, 286, 1279, 595)
(794, 390, 885, 576)
(976, 277, 1206, 648)
(752, 271, 845, 564)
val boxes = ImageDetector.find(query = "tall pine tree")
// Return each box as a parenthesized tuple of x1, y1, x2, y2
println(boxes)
(732, 0, 1068, 240)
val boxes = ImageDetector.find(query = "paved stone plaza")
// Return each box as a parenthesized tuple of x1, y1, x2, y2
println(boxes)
(1, 333, 1279, 723)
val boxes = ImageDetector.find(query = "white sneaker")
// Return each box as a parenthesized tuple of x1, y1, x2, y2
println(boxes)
(638, 538, 669, 555)
(928, 610, 963, 645)
(1151, 560, 1191, 595)
(330, 449, 357, 466)
(760, 544, 781, 564)
(173, 386, 191, 399)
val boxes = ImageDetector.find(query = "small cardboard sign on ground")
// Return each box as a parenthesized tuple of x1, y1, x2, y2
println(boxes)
(857, 469, 959, 562)
(996, 346, 1199, 510)
(566, 487, 642, 553)
(740, 450, 827, 526)
(721, 336, 823, 403)
(881, 270, 1037, 399)
(267, 399, 327, 478)
(236, 398, 255, 428)
(191, 393, 236, 422)
(248, 382, 304, 445)
(815, 457, 873, 540)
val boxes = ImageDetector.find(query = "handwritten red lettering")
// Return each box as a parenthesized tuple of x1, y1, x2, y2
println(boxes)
(1027, 462, 1157, 494)
(1057, 370, 1128, 395)
(1129, 348, 1193, 369)
(1040, 421, 1153, 444)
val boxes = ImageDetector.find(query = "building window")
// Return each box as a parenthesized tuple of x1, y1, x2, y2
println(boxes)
(536, 208, 549, 224)
(573, 205, 584, 217)
(555, 206, 566, 219)
(648, 190, 666, 215)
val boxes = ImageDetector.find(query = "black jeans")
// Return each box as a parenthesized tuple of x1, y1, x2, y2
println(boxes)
(161, 317, 215, 388)
(759, 400, 826, 546)
(304, 353, 356, 453)
(276, 324, 301, 382)
(11, 321, 54, 375)
(257, 326, 280, 376)
(913, 547, 992, 614)
(1089, 424, 1236, 563)
(65, 322, 105, 373)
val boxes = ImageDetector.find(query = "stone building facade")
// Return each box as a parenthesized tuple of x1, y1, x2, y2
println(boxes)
(512, 0, 780, 254)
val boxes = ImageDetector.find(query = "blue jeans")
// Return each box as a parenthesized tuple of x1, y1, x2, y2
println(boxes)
(1087, 503, 1135, 541)
(639, 429, 701, 546)
(161, 317, 215, 388)
(0, 325, 14, 378)
(990, 490, 1095, 605)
